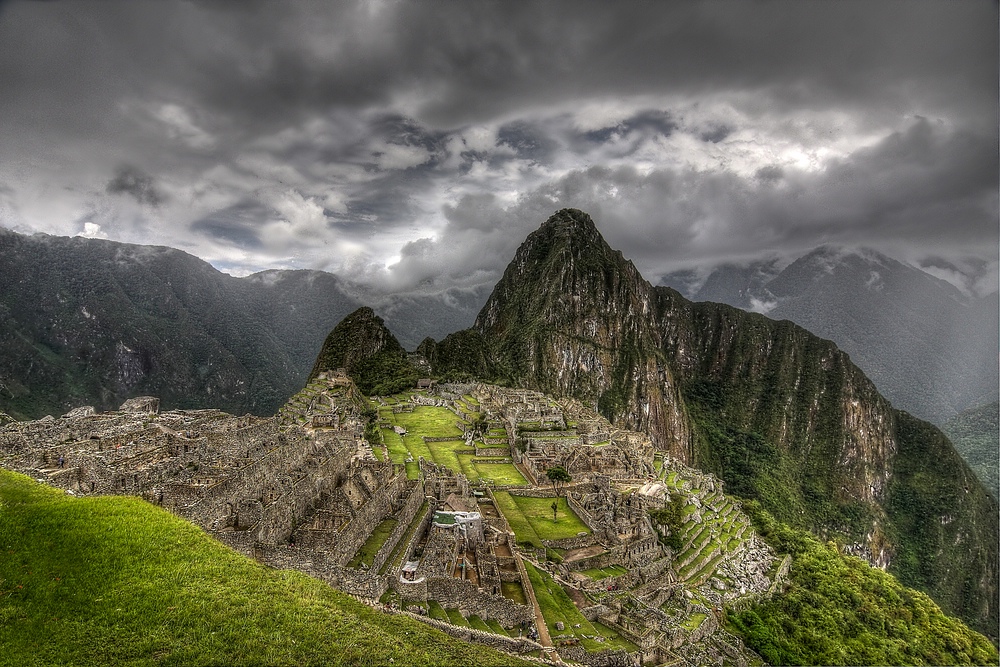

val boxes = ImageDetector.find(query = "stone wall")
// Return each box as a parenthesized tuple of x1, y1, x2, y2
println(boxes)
(542, 534, 598, 550)
(474, 448, 509, 457)
(558, 645, 639, 667)
(317, 468, 409, 566)
(256, 544, 391, 601)
(395, 610, 542, 655)
(370, 482, 426, 575)
(425, 576, 534, 627)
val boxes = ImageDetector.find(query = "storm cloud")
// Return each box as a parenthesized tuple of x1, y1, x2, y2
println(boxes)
(0, 0, 995, 292)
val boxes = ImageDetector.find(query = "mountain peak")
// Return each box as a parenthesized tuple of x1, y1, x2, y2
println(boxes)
(310, 307, 402, 377)
(537, 207, 600, 237)
(474, 209, 641, 334)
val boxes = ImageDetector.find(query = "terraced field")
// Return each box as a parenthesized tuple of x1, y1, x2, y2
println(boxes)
(379, 399, 527, 486)
(524, 562, 636, 651)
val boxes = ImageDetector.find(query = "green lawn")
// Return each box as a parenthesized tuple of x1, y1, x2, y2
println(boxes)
(468, 615, 493, 632)
(378, 402, 528, 487)
(523, 562, 636, 652)
(445, 608, 471, 627)
(471, 461, 527, 486)
(455, 455, 527, 486)
(394, 406, 465, 439)
(501, 581, 528, 605)
(428, 600, 450, 622)
(347, 517, 397, 568)
(485, 618, 512, 636)
(424, 439, 469, 473)
(0, 471, 528, 667)
(492, 492, 543, 548)
(508, 495, 589, 540)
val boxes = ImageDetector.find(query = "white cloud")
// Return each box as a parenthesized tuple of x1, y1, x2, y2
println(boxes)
(372, 142, 433, 170)
(78, 222, 109, 239)
(153, 103, 216, 150)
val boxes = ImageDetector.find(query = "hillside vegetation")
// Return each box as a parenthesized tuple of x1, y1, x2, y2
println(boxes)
(0, 470, 527, 667)
(0, 229, 486, 421)
(731, 501, 998, 666)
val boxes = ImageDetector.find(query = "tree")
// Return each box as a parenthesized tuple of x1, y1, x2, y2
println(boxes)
(470, 416, 489, 439)
(545, 466, 572, 495)
(551, 500, 559, 522)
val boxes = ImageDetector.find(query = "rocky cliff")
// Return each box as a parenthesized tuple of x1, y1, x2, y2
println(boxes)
(423, 208, 998, 636)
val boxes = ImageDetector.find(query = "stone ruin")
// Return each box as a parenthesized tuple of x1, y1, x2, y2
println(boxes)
(0, 375, 791, 666)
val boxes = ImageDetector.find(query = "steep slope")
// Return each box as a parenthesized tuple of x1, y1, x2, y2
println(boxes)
(661, 246, 999, 425)
(424, 208, 998, 636)
(0, 469, 527, 667)
(943, 401, 999, 500)
(309, 307, 417, 395)
(472, 208, 691, 453)
(0, 229, 487, 419)
(0, 229, 303, 418)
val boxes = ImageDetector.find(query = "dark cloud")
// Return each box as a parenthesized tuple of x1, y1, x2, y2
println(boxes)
(699, 124, 731, 144)
(189, 201, 269, 249)
(754, 166, 784, 183)
(0, 1, 994, 294)
(106, 165, 165, 206)
(497, 121, 560, 162)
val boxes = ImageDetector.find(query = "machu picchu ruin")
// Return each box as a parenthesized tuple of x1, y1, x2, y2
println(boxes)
(1, 372, 791, 666)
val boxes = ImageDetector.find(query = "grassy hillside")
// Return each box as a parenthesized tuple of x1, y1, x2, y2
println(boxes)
(731, 500, 998, 666)
(0, 470, 528, 667)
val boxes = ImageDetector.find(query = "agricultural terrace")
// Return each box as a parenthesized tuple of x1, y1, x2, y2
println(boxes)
(524, 562, 636, 652)
(379, 394, 526, 486)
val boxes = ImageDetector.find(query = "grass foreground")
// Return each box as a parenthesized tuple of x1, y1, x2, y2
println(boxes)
(0, 470, 530, 667)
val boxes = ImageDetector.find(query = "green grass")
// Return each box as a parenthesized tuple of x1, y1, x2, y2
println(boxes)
(472, 462, 527, 486)
(492, 492, 542, 548)
(457, 456, 527, 486)
(427, 600, 449, 622)
(468, 615, 492, 632)
(523, 562, 636, 652)
(501, 581, 527, 605)
(508, 495, 589, 540)
(378, 400, 528, 487)
(682, 612, 707, 631)
(445, 608, 471, 627)
(347, 517, 397, 568)
(394, 406, 465, 439)
(485, 618, 510, 636)
(380, 501, 429, 575)
(0, 471, 529, 667)
(732, 500, 999, 667)
(424, 439, 469, 472)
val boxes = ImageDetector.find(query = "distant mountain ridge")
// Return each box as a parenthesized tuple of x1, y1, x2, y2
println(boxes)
(660, 245, 998, 425)
(0, 228, 485, 419)
(417, 209, 997, 636)
(943, 401, 1000, 500)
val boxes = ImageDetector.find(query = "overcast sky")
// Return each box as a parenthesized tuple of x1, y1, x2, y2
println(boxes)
(0, 1, 996, 296)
